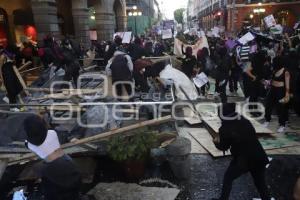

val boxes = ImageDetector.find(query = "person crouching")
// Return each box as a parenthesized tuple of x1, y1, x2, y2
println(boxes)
(23, 115, 81, 200)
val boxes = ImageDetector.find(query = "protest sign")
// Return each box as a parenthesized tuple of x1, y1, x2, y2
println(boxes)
(162, 29, 173, 39)
(122, 32, 132, 43)
(193, 72, 209, 88)
(264, 15, 276, 28)
(89, 30, 97, 41)
(238, 32, 255, 45)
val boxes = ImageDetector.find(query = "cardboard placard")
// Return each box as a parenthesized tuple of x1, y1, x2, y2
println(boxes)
(162, 29, 173, 39)
(238, 32, 255, 45)
(264, 15, 276, 28)
(122, 32, 132, 44)
(89, 30, 97, 41)
(193, 72, 209, 88)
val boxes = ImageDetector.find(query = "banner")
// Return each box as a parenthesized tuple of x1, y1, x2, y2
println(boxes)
(174, 36, 210, 57)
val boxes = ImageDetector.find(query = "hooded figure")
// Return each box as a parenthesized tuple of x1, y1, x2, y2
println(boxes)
(212, 103, 271, 200)
(24, 115, 81, 200)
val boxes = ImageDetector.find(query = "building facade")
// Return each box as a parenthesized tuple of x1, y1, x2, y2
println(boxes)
(0, 0, 127, 47)
(126, 0, 161, 35)
(187, 0, 300, 33)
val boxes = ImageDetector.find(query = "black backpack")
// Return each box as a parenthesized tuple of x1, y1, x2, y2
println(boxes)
(110, 54, 132, 81)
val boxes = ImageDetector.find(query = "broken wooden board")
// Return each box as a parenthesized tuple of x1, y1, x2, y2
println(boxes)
(187, 128, 228, 157)
(88, 182, 180, 200)
(188, 127, 300, 157)
(196, 106, 274, 135)
(176, 127, 207, 154)
(18, 61, 32, 72)
(8, 115, 173, 165)
(182, 107, 202, 125)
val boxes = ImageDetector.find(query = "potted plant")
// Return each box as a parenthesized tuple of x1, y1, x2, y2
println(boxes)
(107, 128, 158, 179)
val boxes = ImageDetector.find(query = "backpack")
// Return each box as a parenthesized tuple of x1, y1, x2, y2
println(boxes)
(110, 54, 132, 81)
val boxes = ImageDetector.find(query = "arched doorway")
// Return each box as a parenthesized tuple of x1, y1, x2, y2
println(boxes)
(113, 0, 126, 32)
(0, 8, 9, 47)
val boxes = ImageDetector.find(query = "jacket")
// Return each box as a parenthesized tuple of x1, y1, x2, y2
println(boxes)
(215, 115, 269, 169)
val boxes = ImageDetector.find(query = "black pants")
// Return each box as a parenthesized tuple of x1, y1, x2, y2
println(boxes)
(133, 71, 149, 93)
(215, 79, 228, 103)
(265, 86, 288, 126)
(113, 80, 133, 98)
(63, 62, 80, 88)
(229, 69, 240, 93)
(219, 160, 270, 200)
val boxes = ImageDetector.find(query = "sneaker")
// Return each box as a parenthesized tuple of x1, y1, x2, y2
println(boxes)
(262, 121, 270, 128)
(277, 126, 285, 134)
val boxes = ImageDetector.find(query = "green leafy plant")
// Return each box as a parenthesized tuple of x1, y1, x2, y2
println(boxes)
(107, 128, 158, 162)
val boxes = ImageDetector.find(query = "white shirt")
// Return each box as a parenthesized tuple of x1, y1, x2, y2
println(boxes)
(27, 130, 61, 159)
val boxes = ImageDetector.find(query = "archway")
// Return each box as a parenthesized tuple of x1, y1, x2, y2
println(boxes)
(113, 0, 126, 32)
(0, 8, 9, 47)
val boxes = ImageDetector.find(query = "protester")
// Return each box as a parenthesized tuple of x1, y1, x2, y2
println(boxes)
(180, 45, 197, 79)
(106, 47, 134, 99)
(128, 37, 147, 62)
(61, 38, 81, 87)
(264, 56, 291, 133)
(0, 45, 23, 111)
(214, 46, 230, 103)
(213, 103, 271, 200)
(23, 115, 81, 200)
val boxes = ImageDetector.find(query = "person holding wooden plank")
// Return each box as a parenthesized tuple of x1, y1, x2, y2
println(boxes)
(212, 103, 271, 200)
(0, 45, 23, 111)
(23, 115, 81, 200)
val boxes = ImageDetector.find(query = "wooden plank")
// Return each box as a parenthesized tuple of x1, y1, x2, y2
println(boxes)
(176, 127, 207, 154)
(183, 107, 202, 125)
(20, 66, 43, 74)
(13, 65, 30, 96)
(187, 128, 228, 157)
(196, 106, 274, 135)
(18, 61, 32, 71)
(8, 115, 173, 165)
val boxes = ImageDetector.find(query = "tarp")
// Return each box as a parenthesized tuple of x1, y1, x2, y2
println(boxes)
(173, 36, 209, 57)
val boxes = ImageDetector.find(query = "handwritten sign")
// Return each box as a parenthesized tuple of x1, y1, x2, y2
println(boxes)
(264, 15, 276, 28)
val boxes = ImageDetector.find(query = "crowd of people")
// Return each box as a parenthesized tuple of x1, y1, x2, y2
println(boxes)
(0, 24, 300, 199)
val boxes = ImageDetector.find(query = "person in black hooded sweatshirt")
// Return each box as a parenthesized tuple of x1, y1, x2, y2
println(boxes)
(212, 103, 271, 200)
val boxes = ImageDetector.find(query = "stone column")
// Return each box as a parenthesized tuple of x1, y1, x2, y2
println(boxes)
(94, 1, 115, 41)
(72, 0, 90, 47)
(31, 0, 60, 42)
(116, 15, 127, 32)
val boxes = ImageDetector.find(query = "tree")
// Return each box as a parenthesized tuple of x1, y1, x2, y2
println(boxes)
(174, 8, 185, 24)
